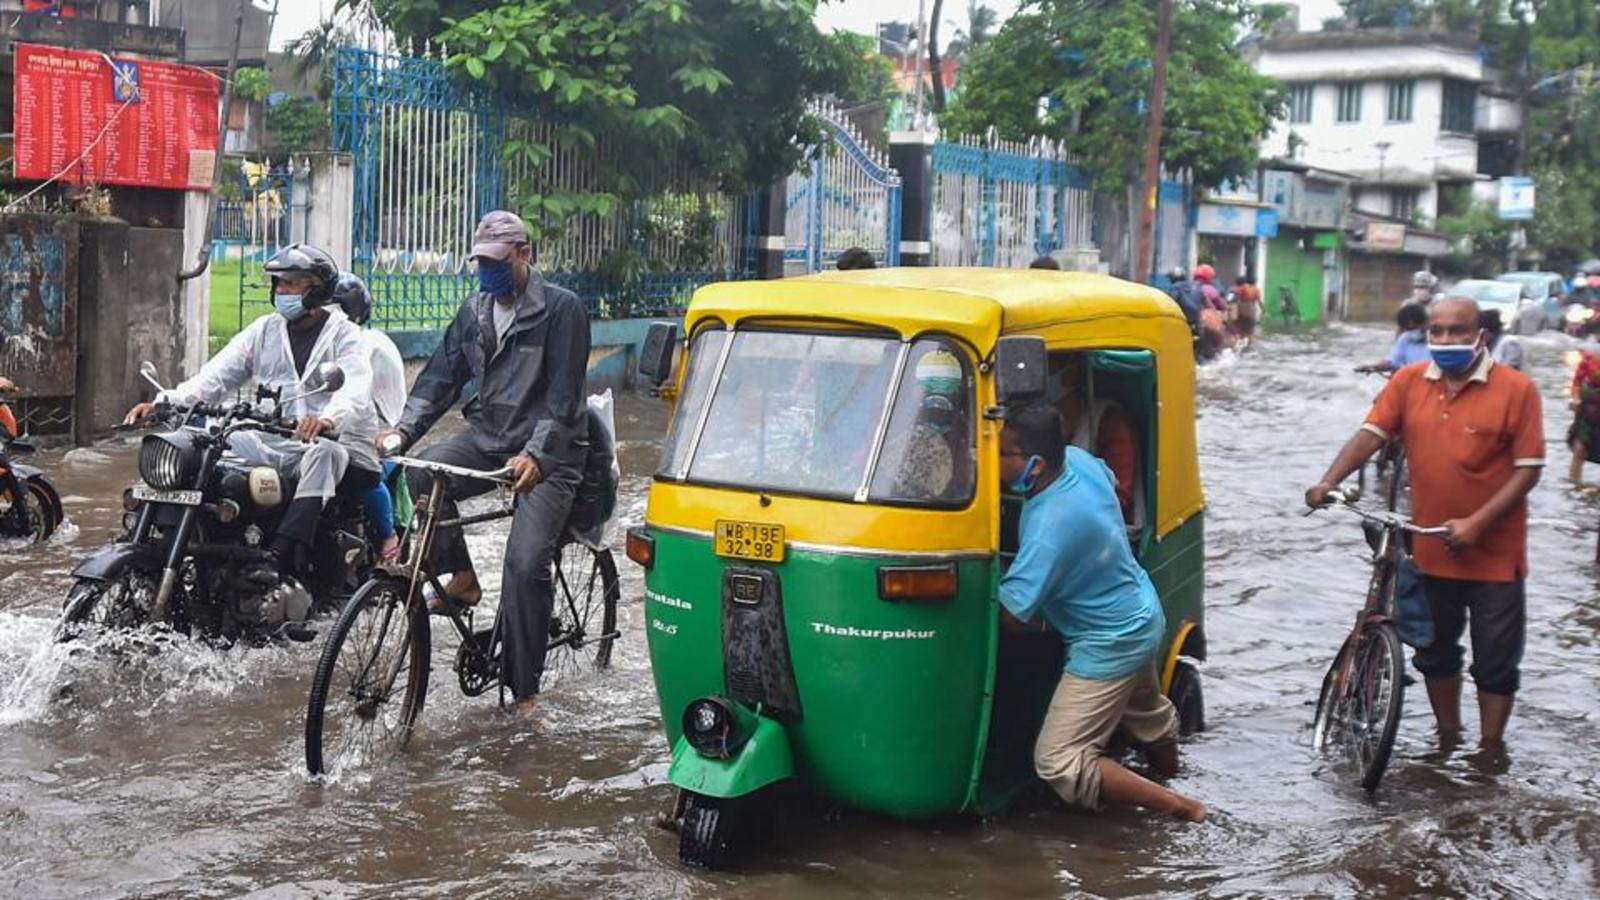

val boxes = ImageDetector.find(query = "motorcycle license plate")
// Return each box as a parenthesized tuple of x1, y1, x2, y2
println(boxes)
(132, 485, 203, 506)
(713, 519, 785, 563)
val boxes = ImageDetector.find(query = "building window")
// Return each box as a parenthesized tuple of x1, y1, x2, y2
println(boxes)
(1336, 83, 1362, 123)
(1442, 79, 1477, 133)
(1289, 83, 1314, 124)
(1389, 188, 1418, 220)
(1385, 80, 1414, 122)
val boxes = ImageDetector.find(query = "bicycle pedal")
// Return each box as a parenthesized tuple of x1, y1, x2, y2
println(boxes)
(282, 623, 318, 643)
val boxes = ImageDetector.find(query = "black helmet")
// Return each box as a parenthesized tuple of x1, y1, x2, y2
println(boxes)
(264, 244, 340, 309)
(332, 272, 373, 325)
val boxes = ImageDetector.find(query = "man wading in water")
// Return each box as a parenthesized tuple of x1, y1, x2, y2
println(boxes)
(1307, 297, 1543, 753)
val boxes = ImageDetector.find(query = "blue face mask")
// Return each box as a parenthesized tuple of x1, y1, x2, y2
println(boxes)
(478, 259, 515, 298)
(274, 292, 307, 321)
(1428, 342, 1479, 374)
(1008, 454, 1045, 495)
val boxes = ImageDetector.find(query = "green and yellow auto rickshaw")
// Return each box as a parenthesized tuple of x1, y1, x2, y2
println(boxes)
(626, 268, 1207, 867)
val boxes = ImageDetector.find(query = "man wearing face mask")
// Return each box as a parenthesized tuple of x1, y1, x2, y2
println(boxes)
(1306, 297, 1543, 750)
(123, 244, 380, 572)
(379, 210, 590, 718)
(998, 403, 1205, 822)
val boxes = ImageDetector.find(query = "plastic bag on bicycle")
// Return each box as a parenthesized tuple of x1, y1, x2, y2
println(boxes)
(1394, 556, 1433, 649)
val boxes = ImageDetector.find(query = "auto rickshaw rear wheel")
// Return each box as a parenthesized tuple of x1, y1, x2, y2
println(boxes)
(678, 791, 737, 869)
(1169, 660, 1205, 735)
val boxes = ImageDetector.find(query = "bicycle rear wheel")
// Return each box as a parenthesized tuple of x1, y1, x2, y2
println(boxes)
(1349, 623, 1406, 792)
(540, 542, 620, 689)
(305, 574, 431, 776)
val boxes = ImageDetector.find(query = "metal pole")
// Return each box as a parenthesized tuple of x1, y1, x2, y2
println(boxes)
(911, 0, 928, 120)
(1134, 0, 1174, 284)
(178, 0, 253, 281)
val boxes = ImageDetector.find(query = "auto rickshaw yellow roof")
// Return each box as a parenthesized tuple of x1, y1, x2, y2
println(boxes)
(685, 268, 1183, 348)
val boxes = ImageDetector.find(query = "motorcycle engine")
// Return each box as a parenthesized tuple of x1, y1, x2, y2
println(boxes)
(235, 579, 314, 631)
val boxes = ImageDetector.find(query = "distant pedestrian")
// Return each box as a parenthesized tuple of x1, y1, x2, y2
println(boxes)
(1566, 341, 1600, 483)
(1232, 276, 1262, 351)
(1357, 302, 1430, 373)
(1481, 308, 1523, 372)
(1029, 255, 1061, 270)
(836, 247, 877, 270)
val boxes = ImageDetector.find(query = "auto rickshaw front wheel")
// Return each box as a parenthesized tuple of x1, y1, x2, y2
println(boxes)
(1168, 660, 1205, 735)
(678, 791, 738, 869)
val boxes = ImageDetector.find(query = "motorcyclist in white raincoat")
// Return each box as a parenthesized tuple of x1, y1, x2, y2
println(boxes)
(124, 244, 379, 571)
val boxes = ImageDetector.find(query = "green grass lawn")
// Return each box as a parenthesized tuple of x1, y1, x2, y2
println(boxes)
(207, 257, 275, 354)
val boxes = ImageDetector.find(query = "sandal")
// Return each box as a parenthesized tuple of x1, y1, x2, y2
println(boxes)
(423, 581, 480, 616)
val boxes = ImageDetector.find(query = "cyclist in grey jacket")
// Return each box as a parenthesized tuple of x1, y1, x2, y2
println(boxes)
(381, 210, 590, 716)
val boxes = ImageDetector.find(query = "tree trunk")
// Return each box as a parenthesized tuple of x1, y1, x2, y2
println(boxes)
(928, 0, 947, 113)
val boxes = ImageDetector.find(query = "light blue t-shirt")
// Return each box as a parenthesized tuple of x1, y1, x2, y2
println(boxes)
(1386, 329, 1430, 369)
(998, 447, 1165, 680)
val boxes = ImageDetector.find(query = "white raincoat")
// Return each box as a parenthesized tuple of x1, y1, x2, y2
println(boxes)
(159, 308, 380, 492)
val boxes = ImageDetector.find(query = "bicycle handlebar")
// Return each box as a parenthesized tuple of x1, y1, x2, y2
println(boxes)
(387, 455, 515, 485)
(1311, 488, 1449, 536)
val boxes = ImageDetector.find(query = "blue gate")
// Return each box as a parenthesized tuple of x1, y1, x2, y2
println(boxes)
(784, 101, 902, 272)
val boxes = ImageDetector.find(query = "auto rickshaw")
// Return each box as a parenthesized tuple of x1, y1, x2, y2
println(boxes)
(626, 268, 1207, 868)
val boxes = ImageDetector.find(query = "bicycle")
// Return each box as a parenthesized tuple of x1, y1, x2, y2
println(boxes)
(304, 455, 620, 775)
(1308, 488, 1448, 792)
(1352, 369, 1408, 514)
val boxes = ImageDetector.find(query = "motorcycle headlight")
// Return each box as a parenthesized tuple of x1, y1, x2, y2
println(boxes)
(139, 432, 202, 490)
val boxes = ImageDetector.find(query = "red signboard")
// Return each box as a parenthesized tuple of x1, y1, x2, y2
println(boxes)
(12, 42, 220, 191)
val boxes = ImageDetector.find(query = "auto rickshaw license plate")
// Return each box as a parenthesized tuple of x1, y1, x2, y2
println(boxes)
(714, 520, 786, 563)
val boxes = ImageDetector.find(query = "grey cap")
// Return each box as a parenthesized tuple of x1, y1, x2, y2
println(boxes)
(470, 210, 529, 261)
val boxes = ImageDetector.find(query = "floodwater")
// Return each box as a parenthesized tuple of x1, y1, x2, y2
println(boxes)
(2, 325, 1598, 897)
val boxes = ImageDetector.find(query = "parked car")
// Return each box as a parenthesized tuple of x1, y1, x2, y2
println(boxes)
(1449, 279, 1545, 335)
(1497, 271, 1568, 329)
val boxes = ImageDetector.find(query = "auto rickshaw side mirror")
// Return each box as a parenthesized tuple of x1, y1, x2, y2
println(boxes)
(993, 336, 1048, 404)
(638, 322, 679, 391)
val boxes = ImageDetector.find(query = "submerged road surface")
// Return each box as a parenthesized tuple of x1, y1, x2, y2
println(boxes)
(1, 324, 1596, 896)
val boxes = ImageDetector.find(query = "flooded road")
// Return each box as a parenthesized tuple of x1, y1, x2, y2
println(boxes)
(2, 324, 1598, 897)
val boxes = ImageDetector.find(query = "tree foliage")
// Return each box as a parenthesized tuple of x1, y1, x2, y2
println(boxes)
(336, 0, 854, 238)
(942, 0, 1284, 191)
(264, 96, 331, 154)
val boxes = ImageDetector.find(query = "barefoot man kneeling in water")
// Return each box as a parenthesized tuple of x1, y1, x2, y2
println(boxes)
(999, 404, 1207, 822)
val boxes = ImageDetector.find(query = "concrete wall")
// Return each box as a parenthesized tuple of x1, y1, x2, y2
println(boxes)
(181, 191, 209, 377)
(75, 220, 190, 442)
(305, 154, 356, 270)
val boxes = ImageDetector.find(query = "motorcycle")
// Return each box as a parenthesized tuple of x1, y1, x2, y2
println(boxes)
(57, 362, 382, 645)
(0, 386, 65, 543)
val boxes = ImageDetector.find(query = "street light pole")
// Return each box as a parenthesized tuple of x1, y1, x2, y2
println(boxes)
(1134, 0, 1174, 283)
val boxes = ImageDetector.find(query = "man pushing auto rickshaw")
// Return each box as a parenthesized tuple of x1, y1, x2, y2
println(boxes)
(999, 403, 1207, 822)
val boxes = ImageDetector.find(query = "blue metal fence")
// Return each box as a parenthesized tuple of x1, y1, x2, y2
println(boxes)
(784, 100, 902, 272)
(929, 135, 1098, 268)
(332, 45, 756, 329)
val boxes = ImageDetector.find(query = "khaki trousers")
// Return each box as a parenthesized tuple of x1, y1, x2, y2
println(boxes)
(1033, 664, 1178, 809)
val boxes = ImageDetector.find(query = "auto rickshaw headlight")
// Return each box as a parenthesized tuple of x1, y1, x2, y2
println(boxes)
(625, 526, 654, 569)
(877, 563, 958, 601)
(683, 696, 756, 760)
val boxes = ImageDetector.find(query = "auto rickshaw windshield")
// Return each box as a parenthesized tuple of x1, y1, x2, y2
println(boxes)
(657, 328, 975, 506)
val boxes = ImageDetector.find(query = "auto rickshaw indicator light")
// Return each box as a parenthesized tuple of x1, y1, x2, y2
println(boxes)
(626, 526, 655, 569)
(877, 564, 959, 601)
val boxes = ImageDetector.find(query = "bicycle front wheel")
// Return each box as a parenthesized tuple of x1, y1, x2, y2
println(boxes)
(1349, 623, 1406, 792)
(305, 574, 431, 776)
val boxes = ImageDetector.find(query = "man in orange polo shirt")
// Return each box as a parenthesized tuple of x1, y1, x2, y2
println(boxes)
(1305, 297, 1543, 748)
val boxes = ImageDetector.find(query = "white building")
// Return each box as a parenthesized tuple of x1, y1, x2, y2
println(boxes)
(1252, 28, 1520, 226)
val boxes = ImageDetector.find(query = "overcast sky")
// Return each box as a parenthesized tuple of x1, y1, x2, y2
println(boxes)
(267, 0, 1344, 51)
